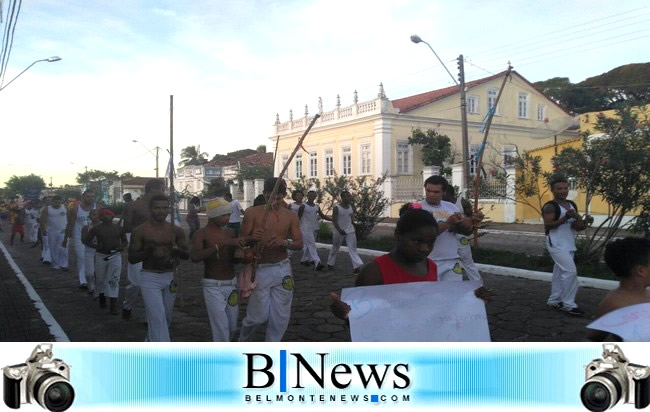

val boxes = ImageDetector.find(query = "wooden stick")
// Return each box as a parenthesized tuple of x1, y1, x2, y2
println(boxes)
(251, 114, 320, 282)
(472, 65, 512, 249)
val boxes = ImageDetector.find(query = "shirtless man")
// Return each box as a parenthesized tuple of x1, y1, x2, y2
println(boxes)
(191, 197, 248, 341)
(128, 194, 189, 342)
(86, 208, 127, 315)
(238, 177, 303, 342)
(587, 237, 650, 341)
(121, 179, 165, 319)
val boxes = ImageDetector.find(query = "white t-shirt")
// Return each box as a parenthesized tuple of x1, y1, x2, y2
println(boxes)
(301, 203, 320, 232)
(229, 200, 243, 223)
(47, 205, 68, 233)
(335, 204, 355, 234)
(420, 199, 461, 261)
(546, 203, 577, 252)
(26, 208, 39, 226)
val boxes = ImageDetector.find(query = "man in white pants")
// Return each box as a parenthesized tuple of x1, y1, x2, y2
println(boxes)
(40, 195, 68, 270)
(86, 208, 126, 315)
(128, 194, 189, 342)
(238, 177, 303, 342)
(420, 176, 482, 281)
(443, 185, 483, 283)
(121, 179, 165, 320)
(327, 191, 363, 274)
(543, 178, 591, 316)
(299, 190, 330, 271)
(191, 197, 246, 341)
(64, 190, 97, 290)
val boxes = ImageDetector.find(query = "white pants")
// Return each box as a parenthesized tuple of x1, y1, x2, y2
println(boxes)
(301, 229, 320, 265)
(41, 234, 51, 263)
(437, 258, 464, 281)
(457, 235, 482, 283)
(84, 247, 96, 293)
(327, 231, 363, 269)
(26, 222, 38, 243)
(547, 249, 578, 309)
(202, 278, 239, 342)
(140, 271, 176, 342)
(72, 233, 88, 285)
(95, 252, 122, 298)
(239, 259, 293, 342)
(47, 230, 68, 269)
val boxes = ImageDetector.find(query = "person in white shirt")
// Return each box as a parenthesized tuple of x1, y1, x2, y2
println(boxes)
(63, 190, 97, 290)
(224, 192, 244, 236)
(25, 201, 40, 244)
(327, 191, 363, 274)
(543, 177, 591, 316)
(298, 190, 331, 271)
(419, 176, 483, 281)
(40, 195, 69, 270)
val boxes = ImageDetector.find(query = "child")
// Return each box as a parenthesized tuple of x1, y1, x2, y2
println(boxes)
(331, 203, 490, 320)
(586, 237, 650, 341)
(190, 197, 248, 342)
(298, 190, 330, 270)
(326, 191, 363, 274)
(86, 208, 127, 315)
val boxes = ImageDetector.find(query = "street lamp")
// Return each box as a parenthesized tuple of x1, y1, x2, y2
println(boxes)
(411, 34, 471, 194)
(132, 139, 161, 178)
(0, 56, 62, 92)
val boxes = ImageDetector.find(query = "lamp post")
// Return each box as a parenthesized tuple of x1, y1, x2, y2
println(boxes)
(0, 56, 61, 92)
(132, 139, 161, 178)
(410, 35, 471, 194)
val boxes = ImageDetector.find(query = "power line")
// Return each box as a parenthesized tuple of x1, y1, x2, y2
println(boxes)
(469, 5, 650, 59)
(0, 0, 20, 87)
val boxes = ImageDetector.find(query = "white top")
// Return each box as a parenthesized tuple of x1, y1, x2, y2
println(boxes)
(301, 203, 320, 232)
(420, 199, 461, 261)
(229, 200, 243, 223)
(47, 205, 68, 233)
(74, 204, 94, 237)
(546, 203, 577, 252)
(26, 208, 39, 225)
(335, 204, 355, 234)
(289, 202, 302, 215)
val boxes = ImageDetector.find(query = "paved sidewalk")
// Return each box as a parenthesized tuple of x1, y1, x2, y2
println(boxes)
(0, 228, 608, 342)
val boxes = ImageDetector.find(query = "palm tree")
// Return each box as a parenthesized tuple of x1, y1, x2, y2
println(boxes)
(179, 145, 209, 167)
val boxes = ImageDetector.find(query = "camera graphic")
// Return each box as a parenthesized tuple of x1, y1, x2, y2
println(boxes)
(581, 344, 650, 411)
(3, 344, 74, 411)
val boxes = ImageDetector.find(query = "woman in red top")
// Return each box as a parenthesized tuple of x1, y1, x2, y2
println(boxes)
(331, 203, 489, 319)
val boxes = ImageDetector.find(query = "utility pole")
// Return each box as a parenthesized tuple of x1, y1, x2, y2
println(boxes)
(155, 146, 159, 178)
(458, 54, 471, 195)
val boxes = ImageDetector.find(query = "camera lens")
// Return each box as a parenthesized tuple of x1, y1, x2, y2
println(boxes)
(33, 373, 75, 412)
(581, 372, 622, 412)
(582, 382, 611, 411)
(44, 382, 74, 412)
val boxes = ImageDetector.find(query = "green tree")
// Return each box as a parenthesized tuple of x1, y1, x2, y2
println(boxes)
(552, 105, 650, 261)
(321, 174, 389, 241)
(289, 176, 323, 203)
(256, 145, 267, 153)
(120, 172, 134, 179)
(203, 177, 230, 198)
(408, 128, 453, 176)
(4, 174, 46, 197)
(235, 164, 274, 188)
(179, 145, 209, 167)
(485, 152, 551, 217)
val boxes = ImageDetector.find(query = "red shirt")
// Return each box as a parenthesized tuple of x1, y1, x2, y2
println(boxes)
(375, 254, 437, 284)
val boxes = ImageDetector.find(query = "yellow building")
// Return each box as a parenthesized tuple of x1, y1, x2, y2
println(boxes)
(517, 107, 649, 225)
(271, 70, 578, 218)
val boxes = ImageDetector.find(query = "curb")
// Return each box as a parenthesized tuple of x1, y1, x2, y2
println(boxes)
(315, 242, 618, 291)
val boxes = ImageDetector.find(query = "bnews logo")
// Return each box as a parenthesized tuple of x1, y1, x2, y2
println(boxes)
(243, 350, 411, 393)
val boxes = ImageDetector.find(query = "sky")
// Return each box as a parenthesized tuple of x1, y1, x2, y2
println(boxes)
(1, 0, 649, 187)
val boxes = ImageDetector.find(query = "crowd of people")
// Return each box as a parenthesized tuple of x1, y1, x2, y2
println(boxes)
(2, 175, 648, 342)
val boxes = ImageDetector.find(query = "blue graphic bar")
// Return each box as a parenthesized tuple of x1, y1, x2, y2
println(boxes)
(280, 349, 287, 393)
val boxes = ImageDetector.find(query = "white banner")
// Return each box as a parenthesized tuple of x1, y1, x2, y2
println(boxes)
(587, 303, 650, 341)
(342, 281, 490, 342)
